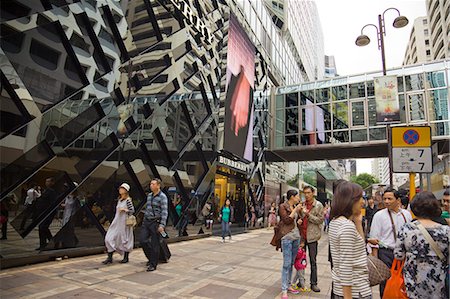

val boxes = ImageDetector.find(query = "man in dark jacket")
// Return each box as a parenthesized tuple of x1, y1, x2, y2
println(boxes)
(36, 177, 58, 250)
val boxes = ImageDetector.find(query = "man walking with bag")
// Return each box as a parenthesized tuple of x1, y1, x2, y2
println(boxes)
(140, 178, 168, 272)
(368, 187, 412, 297)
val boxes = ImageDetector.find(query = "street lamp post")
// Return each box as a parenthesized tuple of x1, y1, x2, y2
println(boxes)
(355, 8, 409, 187)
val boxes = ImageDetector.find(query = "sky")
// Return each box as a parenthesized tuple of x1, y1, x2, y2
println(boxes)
(315, 0, 427, 175)
(315, 0, 427, 76)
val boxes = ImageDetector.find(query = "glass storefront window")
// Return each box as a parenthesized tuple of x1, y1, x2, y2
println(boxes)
(351, 129, 367, 142)
(285, 108, 298, 134)
(399, 94, 407, 123)
(351, 101, 365, 126)
(405, 73, 424, 91)
(333, 101, 349, 129)
(332, 85, 347, 101)
(426, 71, 446, 88)
(349, 82, 365, 98)
(302, 106, 314, 132)
(317, 88, 330, 103)
(408, 93, 426, 122)
(427, 89, 449, 121)
(369, 127, 386, 140)
(368, 98, 377, 126)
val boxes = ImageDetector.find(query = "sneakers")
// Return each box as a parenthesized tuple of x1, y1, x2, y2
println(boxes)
(287, 287, 300, 294)
(281, 294, 289, 299)
(290, 284, 299, 291)
(310, 285, 320, 292)
(222, 238, 225, 243)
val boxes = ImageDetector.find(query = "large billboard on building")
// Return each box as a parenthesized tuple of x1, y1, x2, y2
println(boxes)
(223, 13, 255, 162)
(374, 75, 400, 123)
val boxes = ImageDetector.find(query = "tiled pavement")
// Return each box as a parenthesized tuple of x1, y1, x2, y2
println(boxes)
(0, 229, 381, 298)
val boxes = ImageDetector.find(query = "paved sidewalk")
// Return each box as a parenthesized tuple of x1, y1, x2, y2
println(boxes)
(0, 229, 380, 298)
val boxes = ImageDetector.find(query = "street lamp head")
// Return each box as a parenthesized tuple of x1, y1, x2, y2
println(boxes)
(355, 34, 370, 47)
(393, 15, 409, 28)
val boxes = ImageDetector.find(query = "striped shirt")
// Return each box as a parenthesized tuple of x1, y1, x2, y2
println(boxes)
(144, 191, 168, 228)
(329, 217, 371, 298)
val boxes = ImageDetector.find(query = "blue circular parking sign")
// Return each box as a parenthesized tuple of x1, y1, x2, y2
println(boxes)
(403, 129, 419, 145)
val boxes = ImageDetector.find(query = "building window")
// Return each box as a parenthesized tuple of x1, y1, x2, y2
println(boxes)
(426, 49, 431, 55)
(424, 29, 429, 35)
(422, 19, 427, 25)
(425, 39, 429, 45)
(30, 39, 60, 70)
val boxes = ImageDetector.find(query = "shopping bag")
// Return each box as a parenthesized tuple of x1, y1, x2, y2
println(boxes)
(382, 259, 408, 299)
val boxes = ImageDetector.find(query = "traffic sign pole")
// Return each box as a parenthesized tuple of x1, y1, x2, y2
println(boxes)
(409, 172, 416, 201)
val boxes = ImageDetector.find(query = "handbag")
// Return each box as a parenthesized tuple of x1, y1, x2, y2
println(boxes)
(126, 214, 137, 227)
(382, 259, 408, 299)
(367, 254, 391, 286)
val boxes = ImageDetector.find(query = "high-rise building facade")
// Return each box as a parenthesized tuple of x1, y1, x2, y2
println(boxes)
(324, 55, 338, 78)
(403, 17, 433, 65)
(426, 0, 450, 60)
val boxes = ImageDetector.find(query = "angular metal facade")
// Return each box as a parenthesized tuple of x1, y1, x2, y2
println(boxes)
(0, 0, 268, 267)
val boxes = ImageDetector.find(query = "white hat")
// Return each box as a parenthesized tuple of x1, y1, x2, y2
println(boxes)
(119, 183, 130, 192)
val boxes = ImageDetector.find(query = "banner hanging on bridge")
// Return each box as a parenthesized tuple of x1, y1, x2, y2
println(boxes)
(374, 75, 400, 123)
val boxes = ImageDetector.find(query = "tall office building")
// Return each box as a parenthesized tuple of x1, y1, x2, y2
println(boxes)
(264, 0, 325, 81)
(372, 158, 390, 186)
(324, 55, 338, 78)
(403, 17, 433, 65)
(426, 0, 450, 60)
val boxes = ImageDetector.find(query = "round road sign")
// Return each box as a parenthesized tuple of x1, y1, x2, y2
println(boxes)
(403, 129, 420, 145)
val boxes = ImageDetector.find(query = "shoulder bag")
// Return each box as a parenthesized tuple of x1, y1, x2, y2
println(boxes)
(367, 254, 391, 286)
(125, 199, 136, 227)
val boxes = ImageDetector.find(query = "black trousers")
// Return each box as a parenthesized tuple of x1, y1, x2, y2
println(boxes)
(140, 220, 160, 268)
(378, 248, 394, 297)
(306, 241, 319, 286)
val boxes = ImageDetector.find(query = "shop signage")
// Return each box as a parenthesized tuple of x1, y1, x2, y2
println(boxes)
(218, 156, 249, 173)
(169, 0, 214, 44)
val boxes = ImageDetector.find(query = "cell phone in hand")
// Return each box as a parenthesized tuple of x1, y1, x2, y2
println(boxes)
(160, 231, 168, 238)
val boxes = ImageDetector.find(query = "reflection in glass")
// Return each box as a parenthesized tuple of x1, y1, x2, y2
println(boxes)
(316, 104, 331, 131)
(332, 85, 347, 101)
(285, 135, 298, 147)
(302, 106, 314, 132)
(369, 127, 386, 140)
(317, 88, 330, 103)
(300, 134, 314, 145)
(351, 129, 367, 142)
(367, 81, 375, 97)
(399, 94, 407, 123)
(333, 101, 349, 129)
(285, 108, 298, 134)
(276, 94, 284, 109)
(405, 73, 424, 91)
(430, 122, 449, 137)
(285, 92, 298, 107)
(333, 130, 349, 143)
(351, 101, 365, 126)
(317, 132, 331, 144)
(425, 71, 446, 88)
(368, 98, 377, 126)
(300, 90, 314, 105)
(275, 134, 283, 148)
(408, 93, 426, 121)
(349, 82, 365, 98)
(397, 76, 404, 92)
(1, 21, 88, 112)
(427, 89, 448, 121)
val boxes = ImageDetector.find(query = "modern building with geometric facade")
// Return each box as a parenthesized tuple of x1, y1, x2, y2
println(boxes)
(1, 0, 328, 268)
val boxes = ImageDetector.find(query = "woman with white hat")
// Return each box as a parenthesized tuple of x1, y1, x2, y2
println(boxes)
(102, 183, 135, 264)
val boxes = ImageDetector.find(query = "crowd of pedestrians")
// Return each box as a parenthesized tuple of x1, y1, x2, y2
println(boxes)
(270, 182, 449, 299)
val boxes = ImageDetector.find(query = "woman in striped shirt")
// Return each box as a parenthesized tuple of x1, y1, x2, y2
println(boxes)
(329, 181, 371, 299)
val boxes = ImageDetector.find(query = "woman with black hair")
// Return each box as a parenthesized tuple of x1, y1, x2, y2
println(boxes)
(329, 181, 371, 299)
(394, 191, 449, 299)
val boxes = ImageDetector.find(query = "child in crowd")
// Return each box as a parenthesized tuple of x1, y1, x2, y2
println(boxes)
(291, 242, 310, 292)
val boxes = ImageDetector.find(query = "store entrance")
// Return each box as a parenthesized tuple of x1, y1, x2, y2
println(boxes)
(214, 166, 248, 226)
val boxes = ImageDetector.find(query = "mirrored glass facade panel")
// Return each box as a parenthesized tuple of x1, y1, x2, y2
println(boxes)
(351, 101, 365, 126)
(408, 93, 426, 122)
(427, 89, 449, 121)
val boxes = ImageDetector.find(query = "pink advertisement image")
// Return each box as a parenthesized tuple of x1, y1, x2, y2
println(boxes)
(223, 13, 255, 162)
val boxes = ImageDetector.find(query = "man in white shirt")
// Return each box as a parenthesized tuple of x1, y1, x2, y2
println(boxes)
(368, 187, 412, 297)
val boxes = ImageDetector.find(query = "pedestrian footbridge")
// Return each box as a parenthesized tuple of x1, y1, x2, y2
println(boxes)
(266, 60, 449, 162)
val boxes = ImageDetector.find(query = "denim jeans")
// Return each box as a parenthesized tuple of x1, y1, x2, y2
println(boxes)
(292, 269, 305, 288)
(281, 238, 300, 292)
(221, 220, 231, 239)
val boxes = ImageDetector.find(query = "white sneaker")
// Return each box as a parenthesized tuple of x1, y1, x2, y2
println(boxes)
(228, 236, 232, 241)
(222, 238, 225, 243)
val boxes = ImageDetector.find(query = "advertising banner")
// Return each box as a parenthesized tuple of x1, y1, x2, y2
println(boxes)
(374, 75, 400, 123)
(223, 13, 255, 162)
